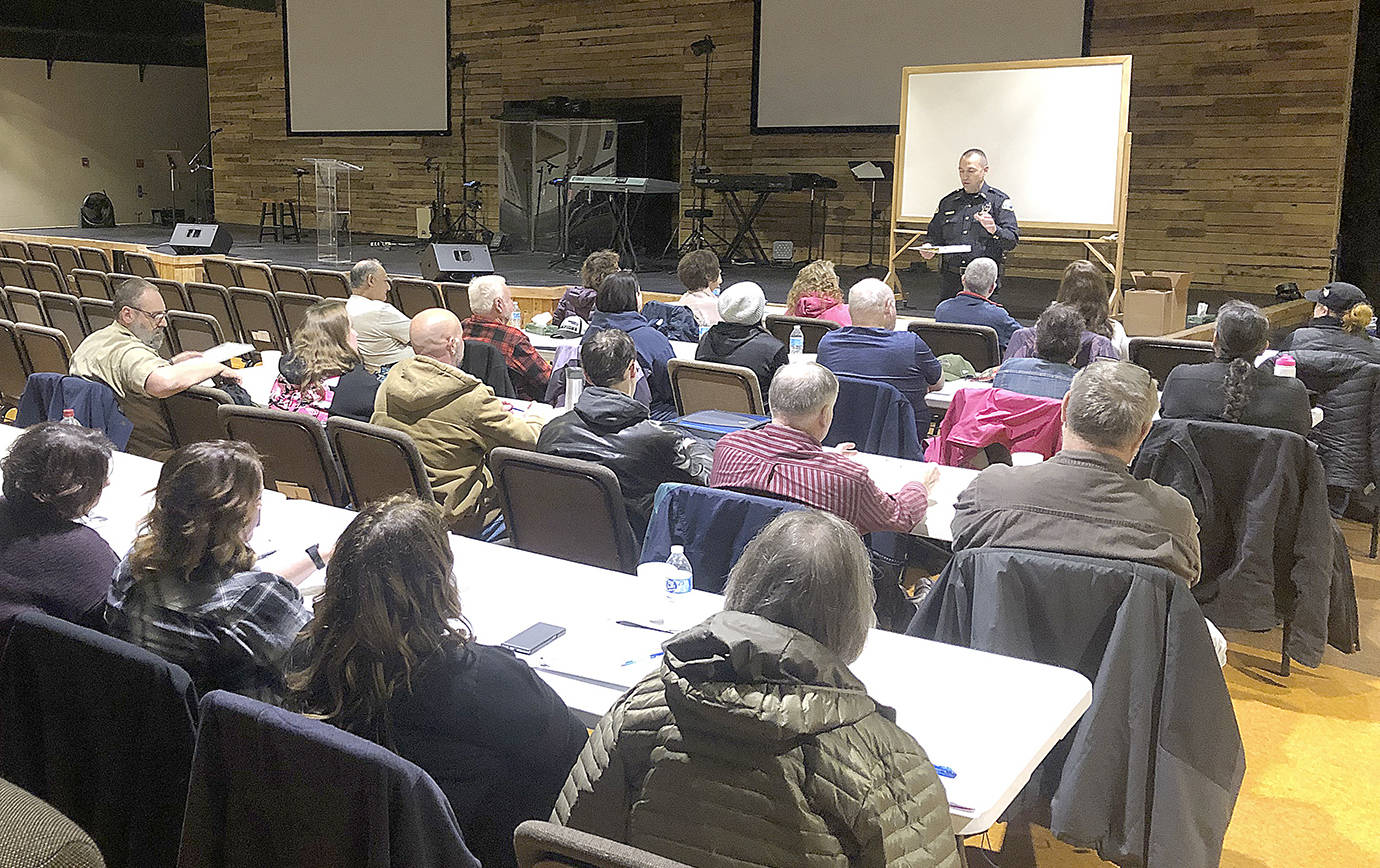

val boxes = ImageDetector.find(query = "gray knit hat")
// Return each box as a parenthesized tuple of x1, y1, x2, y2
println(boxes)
(718, 281, 767, 325)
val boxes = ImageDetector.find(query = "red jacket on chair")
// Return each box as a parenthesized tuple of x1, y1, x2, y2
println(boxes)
(924, 386, 1063, 467)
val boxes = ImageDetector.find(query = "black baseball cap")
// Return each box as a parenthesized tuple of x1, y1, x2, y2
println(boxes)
(1304, 281, 1368, 313)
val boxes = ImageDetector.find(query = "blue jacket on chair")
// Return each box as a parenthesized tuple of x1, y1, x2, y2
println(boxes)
(16, 373, 133, 450)
(823, 375, 924, 459)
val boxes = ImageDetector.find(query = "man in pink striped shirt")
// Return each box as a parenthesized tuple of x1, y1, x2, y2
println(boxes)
(709, 363, 938, 534)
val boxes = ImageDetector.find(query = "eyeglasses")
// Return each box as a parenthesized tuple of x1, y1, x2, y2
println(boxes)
(129, 306, 168, 324)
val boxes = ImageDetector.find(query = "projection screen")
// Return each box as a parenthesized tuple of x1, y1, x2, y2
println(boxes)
(753, 0, 1089, 132)
(284, 0, 450, 135)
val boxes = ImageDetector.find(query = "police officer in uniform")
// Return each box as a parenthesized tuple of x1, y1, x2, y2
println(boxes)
(921, 149, 1019, 301)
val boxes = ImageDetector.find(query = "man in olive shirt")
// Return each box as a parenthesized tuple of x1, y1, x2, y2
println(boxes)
(69, 277, 241, 458)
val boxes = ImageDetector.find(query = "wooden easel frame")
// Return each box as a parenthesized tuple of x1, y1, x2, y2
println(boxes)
(886, 56, 1133, 313)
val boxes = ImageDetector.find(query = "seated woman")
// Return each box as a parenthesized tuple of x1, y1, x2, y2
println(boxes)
(269, 299, 378, 422)
(675, 248, 722, 328)
(0, 423, 118, 635)
(1276, 281, 1380, 362)
(552, 249, 620, 326)
(106, 441, 321, 700)
(695, 281, 789, 406)
(1161, 299, 1312, 435)
(288, 494, 587, 868)
(556, 510, 960, 868)
(992, 302, 1084, 399)
(584, 270, 678, 420)
(785, 259, 851, 325)
(1005, 261, 1120, 367)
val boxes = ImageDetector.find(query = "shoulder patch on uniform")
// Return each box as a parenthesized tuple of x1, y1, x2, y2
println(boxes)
(1002, 199, 1015, 210)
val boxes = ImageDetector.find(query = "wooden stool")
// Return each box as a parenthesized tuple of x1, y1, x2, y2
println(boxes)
(280, 200, 301, 243)
(258, 200, 302, 243)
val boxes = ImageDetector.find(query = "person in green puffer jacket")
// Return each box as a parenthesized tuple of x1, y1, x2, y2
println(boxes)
(554, 510, 961, 868)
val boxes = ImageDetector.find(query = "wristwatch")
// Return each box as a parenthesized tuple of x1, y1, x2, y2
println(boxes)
(305, 544, 326, 571)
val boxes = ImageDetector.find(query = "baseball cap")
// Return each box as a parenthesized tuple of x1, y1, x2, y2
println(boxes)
(1304, 281, 1367, 313)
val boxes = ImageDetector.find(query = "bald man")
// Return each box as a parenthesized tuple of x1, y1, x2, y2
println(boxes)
(371, 308, 545, 537)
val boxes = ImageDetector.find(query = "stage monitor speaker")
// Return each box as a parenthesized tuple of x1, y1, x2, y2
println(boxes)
(168, 223, 233, 255)
(420, 243, 494, 281)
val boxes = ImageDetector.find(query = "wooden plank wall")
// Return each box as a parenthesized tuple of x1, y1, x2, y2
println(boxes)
(203, 0, 1357, 296)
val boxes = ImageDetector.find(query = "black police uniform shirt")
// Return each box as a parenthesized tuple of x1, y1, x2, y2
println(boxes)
(925, 182, 1020, 271)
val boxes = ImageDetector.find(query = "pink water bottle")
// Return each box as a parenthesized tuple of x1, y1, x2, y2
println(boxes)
(1275, 353, 1296, 378)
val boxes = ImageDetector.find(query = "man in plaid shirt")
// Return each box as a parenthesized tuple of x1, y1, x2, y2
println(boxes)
(710, 363, 939, 535)
(462, 274, 553, 401)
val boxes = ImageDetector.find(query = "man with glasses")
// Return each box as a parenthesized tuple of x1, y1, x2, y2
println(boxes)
(70, 277, 241, 458)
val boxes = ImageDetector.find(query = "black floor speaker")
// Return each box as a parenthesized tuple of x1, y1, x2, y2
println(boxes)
(420, 243, 494, 282)
(167, 223, 233, 255)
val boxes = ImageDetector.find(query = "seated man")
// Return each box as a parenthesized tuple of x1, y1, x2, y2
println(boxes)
(69, 277, 241, 459)
(952, 361, 1200, 584)
(462, 274, 552, 401)
(371, 309, 545, 537)
(344, 258, 413, 374)
(815, 277, 943, 433)
(537, 329, 712, 540)
(991, 302, 1083, 399)
(709, 363, 938, 535)
(674, 248, 722, 328)
(933, 256, 1022, 352)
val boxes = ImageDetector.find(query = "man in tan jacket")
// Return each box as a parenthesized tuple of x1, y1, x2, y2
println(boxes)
(372, 309, 545, 536)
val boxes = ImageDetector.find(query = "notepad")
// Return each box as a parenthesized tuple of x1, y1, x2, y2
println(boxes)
(918, 244, 972, 255)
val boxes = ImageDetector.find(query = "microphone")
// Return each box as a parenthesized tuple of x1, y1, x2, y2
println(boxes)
(211, 127, 224, 134)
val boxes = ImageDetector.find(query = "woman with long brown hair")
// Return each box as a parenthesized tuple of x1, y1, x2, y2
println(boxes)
(287, 494, 586, 868)
(269, 299, 378, 422)
(1004, 259, 1123, 366)
(785, 259, 851, 325)
(106, 441, 320, 700)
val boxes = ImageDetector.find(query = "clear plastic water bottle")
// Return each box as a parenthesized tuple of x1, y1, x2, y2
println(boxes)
(510, 306, 523, 330)
(789, 324, 805, 360)
(565, 363, 583, 410)
(665, 546, 693, 609)
(60, 409, 80, 426)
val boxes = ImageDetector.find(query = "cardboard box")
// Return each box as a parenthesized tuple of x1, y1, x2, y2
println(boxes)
(1123, 270, 1192, 336)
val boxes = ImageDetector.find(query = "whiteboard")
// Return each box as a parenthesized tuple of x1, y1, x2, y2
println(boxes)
(284, 0, 449, 135)
(897, 57, 1131, 230)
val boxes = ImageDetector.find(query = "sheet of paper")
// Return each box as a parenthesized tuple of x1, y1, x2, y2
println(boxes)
(852, 161, 886, 180)
(198, 342, 256, 364)
(529, 622, 669, 690)
(918, 244, 972, 255)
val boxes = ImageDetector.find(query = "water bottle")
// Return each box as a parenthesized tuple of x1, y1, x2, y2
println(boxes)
(699, 324, 710, 340)
(60, 409, 80, 426)
(1275, 353, 1296, 378)
(789, 324, 805, 360)
(665, 546, 693, 609)
(510, 306, 523, 330)
(565, 363, 583, 410)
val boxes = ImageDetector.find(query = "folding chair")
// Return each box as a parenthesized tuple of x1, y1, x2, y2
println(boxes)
(389, 278, 443, 317)
(146, 277, 191, 312)
(50, 245, 81, 278)
(218, 405, 347, 506)
(24, 260, 66, 294)
(37, 292, 88, 346)
(765, 314, 838, 353)
(201, 257, 238, 288)
(307, 269, 350, 299)
(25, 241, 54, 264)
(0, 258, 31, 290)
(907, 321, 1001, 371)
(15, 322, 71, 374)
(276, 291, 324, 338)
(122, 250, 160, 279)
(0, 319, 31, 407)
(326, 417, 434, 508)
(489, 447, 640, 573)
(270, 264, 312, 295)
(5, 287, 47, 327)
(77, 246, 111, 272)
(79, 298, 115, 334)
(234, 261, 276, 293)
(70, 269, 112, 301)
(162, 385, 234, 448)
(166, 311, 227, 355)
(228, 287, 288, 352)
(441, 282, 472, 320)
(186, 282, 242, 342)
(0, 239, 30, 260)
(668, 358, 764, 415)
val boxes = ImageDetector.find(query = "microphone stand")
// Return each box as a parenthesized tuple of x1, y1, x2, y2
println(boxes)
(187, 128, 220, 222)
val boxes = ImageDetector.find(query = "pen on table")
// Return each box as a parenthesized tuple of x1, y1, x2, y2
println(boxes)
(621, 651, 665, 666)
(934, 764, 957, 779)
(616, 619, 675, 634)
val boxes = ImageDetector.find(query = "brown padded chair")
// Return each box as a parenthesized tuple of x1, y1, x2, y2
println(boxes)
(122, 250, 159, 279)
(77, 246, 111, 272)
(235, 261, 276, 293)
(201, 257, 238, 288)
(25, 260, 66, 294)
(270, 265, 312, 295)
(163, 385, 233, 449)
(0, 258, 30, 289)
(276, 291, 324, 338)
(0, 777, 105, 868)
(488, 447, 639, 574)
(80, 298, 115, 334)
(0, 239, 30, 260)
(15, 322, 71, 374)
(70, 269, 112, 301)
(228, 287, 288, 351)
(186, 282, 241, 342)
(147, 277, 191, 312)
(50, 245, 81, 278)
(765, 314, 838, 353)
(441, 282, 472, 320)
(0, 320, 31, 407)
(326, 417, 434, 508)
(513, 820, 692, 868)
(1127, 337, 1215, 384)
(5, 287, 47, 327)
(218, 405, 347, 506)
(667, 358, 764, 415)
(25, 241, 54, 264)
(166, 310, 226, 355)
(38, 292, 87, 346)
(390, 278, 443, 317)
(907, 321, 1001, 371)
(307, 269, 350, 299)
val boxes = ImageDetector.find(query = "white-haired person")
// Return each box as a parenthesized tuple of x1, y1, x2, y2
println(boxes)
(694, 281, 789, 407)
(815, 277, 944, 433)
(461, 274, 552, 401)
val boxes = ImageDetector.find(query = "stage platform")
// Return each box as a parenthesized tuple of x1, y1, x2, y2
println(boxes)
(4, 222, 1071, 321)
